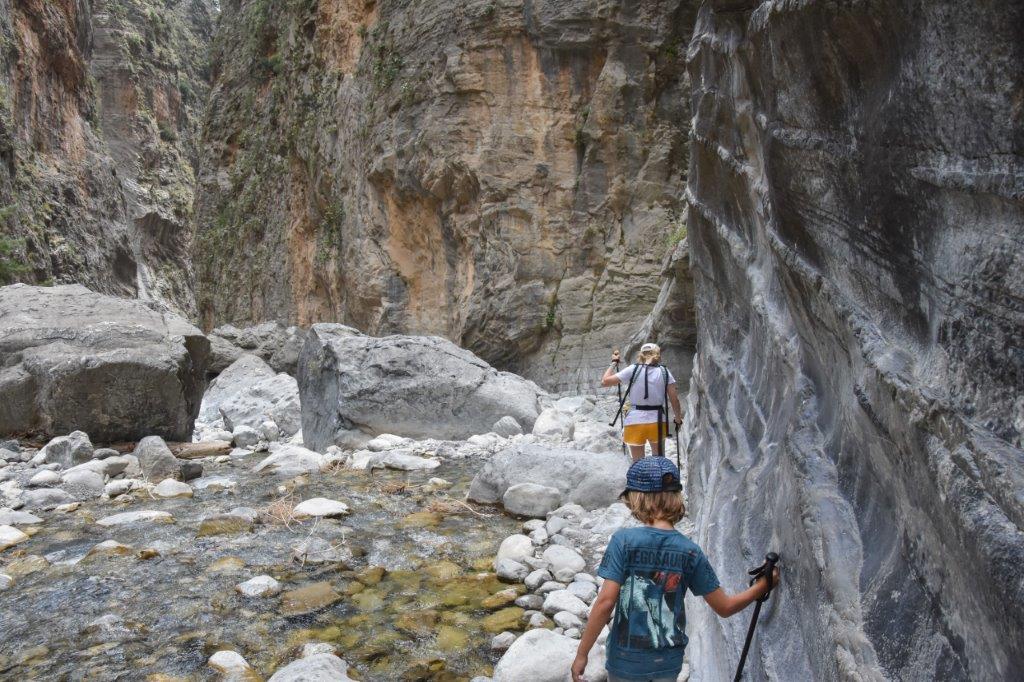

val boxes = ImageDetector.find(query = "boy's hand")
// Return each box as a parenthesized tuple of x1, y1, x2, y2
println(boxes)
(571, 654, 588, 681)
(611, 349, 620, 363)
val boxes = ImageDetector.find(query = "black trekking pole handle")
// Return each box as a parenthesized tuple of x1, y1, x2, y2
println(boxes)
(734, 552, 780, 681)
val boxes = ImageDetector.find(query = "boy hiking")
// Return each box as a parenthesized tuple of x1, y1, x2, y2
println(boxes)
(571, 458, 780, 682)
(602, 344, 682, 462)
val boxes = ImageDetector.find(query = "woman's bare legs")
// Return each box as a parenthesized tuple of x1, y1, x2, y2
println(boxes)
(627, 444, 645, 461)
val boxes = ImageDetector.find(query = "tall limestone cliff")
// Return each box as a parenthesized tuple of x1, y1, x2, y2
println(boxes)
(0, 0, 214, 314)
(194, 0, 697, 390)
(683, 1, 1024, 680)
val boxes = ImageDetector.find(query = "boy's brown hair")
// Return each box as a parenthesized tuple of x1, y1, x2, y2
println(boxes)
(624, 489, 685, 525)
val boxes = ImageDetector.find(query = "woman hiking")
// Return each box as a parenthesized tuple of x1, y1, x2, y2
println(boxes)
(601, 343, 682, 462)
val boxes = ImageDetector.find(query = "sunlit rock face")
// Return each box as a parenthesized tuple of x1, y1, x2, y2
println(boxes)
(684, 1, 1024, 681)
(193, 0, 698, 390)
(0, 0, 215, 315)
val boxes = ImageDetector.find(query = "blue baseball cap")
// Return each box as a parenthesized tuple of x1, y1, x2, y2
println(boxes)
(622, 457, 683, 497)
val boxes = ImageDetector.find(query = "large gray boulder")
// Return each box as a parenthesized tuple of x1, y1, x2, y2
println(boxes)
(199, 355, 301, 436)
(298, 325, 548, 449)
(0, 284, 209, 441)
(685, 3, 1024, 680)
(469, 444, 628, 511)
(208, 322, 307, 376)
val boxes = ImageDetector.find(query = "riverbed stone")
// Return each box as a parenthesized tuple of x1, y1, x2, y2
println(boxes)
(152, 479, 193, 499)
(0, 525, 28, 551)
(279, 582, 341, 616)
(502, 483, 563, 518)
(104, 479, 137, 497)
(0, 509, 41, 525)
(542, 590, 589, 619)
(366, 450, 441, 471)
(236, 575, 282, 597)
(61, 469, 104, 500)
(524, 569, 551, 591)
(515, 594, 544, 610)
(21, 487, 75, 510)
(553, 610, 583, 630)
(65, 455, 130, 478)
(481, 607, 525, 633)
(491, 631, 516, 652)
(567, 581, 598, 604)
(469, 444, 628, 511)
(365, 433, 412, 451)
(298, 326, 548, 448)
(291, 538, 351, 565)
(492, 416, 524, 437)
(0, 573, 11, 590)
(133, 436, 180, 483)
(531, 407, 574, 440)
(200, 354, 302, 437)
(267, 652, 355, 682)
(40, 431, 94, 468)
(293, 498, 350, 518)
(492, 629, 595, 682)
(495, 558, 529, 582)
(0, 285, 209, 441)
(96, 510, 173, 527)
(208, 650, 252, 676)
(542, 545, 586, 578)
(494, 534, 534, 568)
(84, 540, 135, 560)
(197, 512, 253, 537)
(232, 425, 260, 449)
(27, 470, 60, 487)
(253, 444, 324, 477)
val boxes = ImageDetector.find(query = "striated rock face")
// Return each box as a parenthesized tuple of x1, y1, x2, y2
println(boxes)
(0, 0, 215, 314)
(194, 0, 696, 390)
(684, 2, 1024, 681)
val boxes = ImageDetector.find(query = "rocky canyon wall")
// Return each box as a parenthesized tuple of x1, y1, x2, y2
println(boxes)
(194, 0, 697, 391)
(0, 0, 214, 315)
(684, 1, 1024, 681)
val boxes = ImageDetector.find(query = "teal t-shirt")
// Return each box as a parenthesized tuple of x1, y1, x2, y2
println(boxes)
(597, 527, 720, 680)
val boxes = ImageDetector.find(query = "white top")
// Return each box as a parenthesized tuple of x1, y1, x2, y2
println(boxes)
(615, 363, 676, 426)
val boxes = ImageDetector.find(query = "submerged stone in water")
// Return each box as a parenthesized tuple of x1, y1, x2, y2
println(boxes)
(436, 625, 469, 651)
(197, 513, 253, 537)
(482, 607, 525, 633)
(0, 524, 28, 552)
(84, 540, 135, 560)
(236, 575, 282, 598)
(279, 582, 341, 616)
(96, 510, 173, 527)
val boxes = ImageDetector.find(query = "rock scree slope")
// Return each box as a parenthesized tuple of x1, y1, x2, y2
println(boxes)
(683, 2, 1024, 681)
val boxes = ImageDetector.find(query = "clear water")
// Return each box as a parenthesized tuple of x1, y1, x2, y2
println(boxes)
(0, 455, 521, 681)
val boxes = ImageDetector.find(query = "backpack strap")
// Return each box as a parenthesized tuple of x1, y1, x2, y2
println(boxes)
(610, 364, 642, 428)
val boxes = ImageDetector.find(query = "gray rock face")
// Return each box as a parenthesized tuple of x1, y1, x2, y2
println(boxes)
(299, 325, 548, 449)
(685, 3, 1024, 681)
(199, 354, 301, 437)
(207, 323, 308, 376)
(193, 0, 696, 395)
(469, 444, 628, 512)
(0, 285, 209, 442)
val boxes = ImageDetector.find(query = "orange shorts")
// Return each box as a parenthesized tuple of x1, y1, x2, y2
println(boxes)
(622, 422, 667, 446)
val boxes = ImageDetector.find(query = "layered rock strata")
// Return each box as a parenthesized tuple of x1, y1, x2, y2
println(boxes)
(684, 2, 1024, 681)
(0, 0, 214, 314)
(194, 0, 697, 390)
(0, 284, 209, 441)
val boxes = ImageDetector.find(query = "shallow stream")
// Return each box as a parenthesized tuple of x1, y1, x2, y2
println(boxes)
(0, 454, 521, 681)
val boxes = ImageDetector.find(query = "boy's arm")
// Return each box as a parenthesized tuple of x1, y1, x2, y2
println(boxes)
(571, 579, 620, 681)
(702, 568, 780, 618)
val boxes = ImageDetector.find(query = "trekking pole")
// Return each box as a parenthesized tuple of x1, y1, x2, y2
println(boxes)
(674, 420, 681, 470)
(733, 552, 780, 682)
(613, 350, 627, 460)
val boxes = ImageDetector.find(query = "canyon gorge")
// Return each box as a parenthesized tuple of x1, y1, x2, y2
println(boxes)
(1, 1, 1022, 681)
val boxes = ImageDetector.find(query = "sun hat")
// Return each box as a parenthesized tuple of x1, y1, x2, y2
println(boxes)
(622, 456, 682, 497)
(640, 342, 660, 353)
